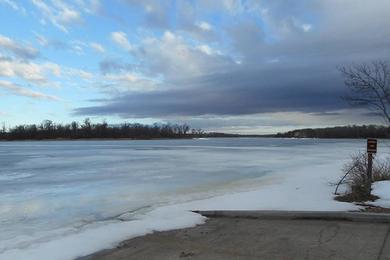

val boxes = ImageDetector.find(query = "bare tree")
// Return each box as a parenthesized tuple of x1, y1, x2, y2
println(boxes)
(340, 61, 390, 125)
(0, 119, 202, 140)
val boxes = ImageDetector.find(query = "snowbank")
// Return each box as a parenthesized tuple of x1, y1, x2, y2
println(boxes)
(372, 180, 390, 208)
(0, 207, 206, 260)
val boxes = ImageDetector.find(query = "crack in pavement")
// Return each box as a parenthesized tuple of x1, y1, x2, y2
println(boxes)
(377, 225, 390, 260)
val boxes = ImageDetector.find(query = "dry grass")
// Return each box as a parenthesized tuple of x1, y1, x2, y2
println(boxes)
(335, 192, 379, 203)
(357, 204, 390, 213)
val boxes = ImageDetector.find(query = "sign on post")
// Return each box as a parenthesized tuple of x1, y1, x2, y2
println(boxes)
(367, 138, 377, 189)
(367, 138, 377, 154)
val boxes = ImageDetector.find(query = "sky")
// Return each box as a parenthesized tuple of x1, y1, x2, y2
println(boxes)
(0, 0, 389, 134)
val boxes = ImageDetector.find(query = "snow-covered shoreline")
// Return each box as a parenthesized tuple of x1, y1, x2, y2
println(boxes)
(372, 180, 390, 208)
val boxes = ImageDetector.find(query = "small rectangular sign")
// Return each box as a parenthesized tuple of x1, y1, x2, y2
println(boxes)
(367, 138, 377, 154)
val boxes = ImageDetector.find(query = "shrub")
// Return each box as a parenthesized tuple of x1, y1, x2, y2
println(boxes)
(335, 152, 390, 202)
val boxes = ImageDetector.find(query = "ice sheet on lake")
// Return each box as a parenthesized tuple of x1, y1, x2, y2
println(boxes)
(0, 138, 386, 259)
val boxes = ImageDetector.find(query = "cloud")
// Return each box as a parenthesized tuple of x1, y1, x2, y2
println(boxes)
(195, 44, 221, 56)
(75, 65, 347, 118)
(31, 0, 83, 32)
(196, 21, 213, 31)
(104, 73, 138, 82)
(75, 0, 101, 15)
(110, 31, 133, 51)
(123, 0, 171, 28)
(99, 58, 134, 75)
(0, 57, 66, 86)
(89, 42, 105, 53)
(35, 33, 49, 46)
(100, 73, 158, 92)
(0, 58, 47, 83)
(172, 3, 218, 42)
(64, 68, 93, 80)
(134, 31, 235, 79)
(301, 23, 312, 32)
(34, 34, 86, 55)
(0, 56, 92, 88)
(0, 0, 26, 13)
(0, 80, 59, 100)
(0, 34, 39, 59)
(98, 57, 159, 92)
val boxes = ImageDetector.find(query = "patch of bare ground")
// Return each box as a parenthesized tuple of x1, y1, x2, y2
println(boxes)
(356, 203, 390, 213)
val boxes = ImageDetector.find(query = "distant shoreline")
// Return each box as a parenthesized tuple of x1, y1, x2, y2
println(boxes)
(2, 122, 388, 141)
(0, 136, 265, 142)
(0, 136, 388, 142)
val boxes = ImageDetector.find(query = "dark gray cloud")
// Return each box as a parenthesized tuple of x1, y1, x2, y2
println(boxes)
(75, 64, 348, 117)
(99, 58, 134, 75)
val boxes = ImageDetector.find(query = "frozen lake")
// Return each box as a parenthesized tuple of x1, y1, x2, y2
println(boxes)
(0, 138, 385, 259)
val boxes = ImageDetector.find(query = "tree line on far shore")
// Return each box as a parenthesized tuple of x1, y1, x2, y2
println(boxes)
(275, 125, 390, 139)
(2, 119, 390, 141)
(0, 119, 210, 140)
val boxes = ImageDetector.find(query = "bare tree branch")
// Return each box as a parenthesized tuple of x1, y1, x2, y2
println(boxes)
(340, 61, 390, 125)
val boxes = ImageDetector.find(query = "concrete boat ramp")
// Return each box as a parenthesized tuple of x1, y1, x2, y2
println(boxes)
(81, 210, 390, 260)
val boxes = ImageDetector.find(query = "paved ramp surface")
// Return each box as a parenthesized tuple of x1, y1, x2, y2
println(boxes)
(81, 216, 390, 260)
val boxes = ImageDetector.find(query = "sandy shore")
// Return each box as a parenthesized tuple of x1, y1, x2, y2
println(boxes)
(79, 212, 390, 260)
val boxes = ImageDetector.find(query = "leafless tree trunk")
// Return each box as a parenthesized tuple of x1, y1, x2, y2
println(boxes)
(340, 61, 390, 126)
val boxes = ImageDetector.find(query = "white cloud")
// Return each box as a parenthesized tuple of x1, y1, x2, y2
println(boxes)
(74, 0, 101, 14)
(0, 0, 26, 13)
(101, 72, 158, 92)
(89, 42, 105, 53)
(196, 21, 212, 31)
(134, 31, 235, 80)
(0, 59, 47, 82)
(65, 68, 93, 80)
(110, 31, 133, 51)
(0, 34, 39, 59)
(0, 58, 67, 87)
(31, 0, 82, 32)
(105, 73, 138, 82)
(0, 54, 95, 91)
(196, 44, 221, 56)
(58, 7, 80, 24)
(70, 43, 84, 55)
(43, 62, 61, 77)
(0, 80, 59, 100)
(302, 23, 312, 32)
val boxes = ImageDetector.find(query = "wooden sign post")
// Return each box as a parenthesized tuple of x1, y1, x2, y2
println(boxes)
(367, 138, 377, 190)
